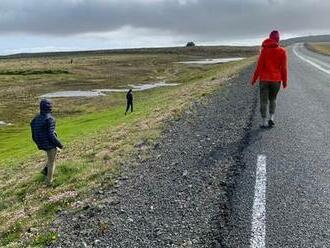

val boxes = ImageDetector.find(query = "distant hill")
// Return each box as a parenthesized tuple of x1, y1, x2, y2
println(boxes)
(0, 45, 258, 60)
(281, 34, 330, 46)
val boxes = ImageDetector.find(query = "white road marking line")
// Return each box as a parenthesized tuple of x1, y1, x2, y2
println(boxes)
(250, 155, 267, 248)
(293, 44, 330, 75)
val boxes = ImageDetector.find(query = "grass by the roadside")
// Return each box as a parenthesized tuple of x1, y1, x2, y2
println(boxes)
(305, 42, 330, 56)
(0, 49, 256, 247)
(0, 69, 69, 76)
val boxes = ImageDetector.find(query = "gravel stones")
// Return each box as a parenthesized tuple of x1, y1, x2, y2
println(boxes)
(51, 66, 256, 248)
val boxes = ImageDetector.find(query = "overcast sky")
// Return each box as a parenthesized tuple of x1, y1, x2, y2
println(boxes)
(0, 0, 329, 54)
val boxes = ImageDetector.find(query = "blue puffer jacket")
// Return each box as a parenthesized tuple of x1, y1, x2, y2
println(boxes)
(31, 99, 63, 151)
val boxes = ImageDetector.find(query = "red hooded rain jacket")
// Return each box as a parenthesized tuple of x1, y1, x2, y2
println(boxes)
(251, 38, 288, 86)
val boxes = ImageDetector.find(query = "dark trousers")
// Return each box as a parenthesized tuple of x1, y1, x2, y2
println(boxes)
(259, 81, 281, 118)
(126, 101, 133, 113)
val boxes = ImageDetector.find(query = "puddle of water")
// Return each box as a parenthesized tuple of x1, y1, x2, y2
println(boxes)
(41, 90, 106, 98)
(130, 82, 180, 91)
(177, 57, 245, 65)
(0, 121, 13, 126)
(93, 89, 129, 93)
(41, 82, 180, 98)
(97, 82, 179, 92)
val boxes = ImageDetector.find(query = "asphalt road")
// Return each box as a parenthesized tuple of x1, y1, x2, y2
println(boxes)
(225, 44, 330, 248)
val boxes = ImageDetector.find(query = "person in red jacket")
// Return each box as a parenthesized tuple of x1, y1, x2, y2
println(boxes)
(251, 30, 288, 128)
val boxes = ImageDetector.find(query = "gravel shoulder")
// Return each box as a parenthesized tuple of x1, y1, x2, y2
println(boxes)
(51, 66, 257, 248)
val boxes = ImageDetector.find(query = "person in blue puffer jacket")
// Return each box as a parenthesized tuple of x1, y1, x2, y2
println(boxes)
(31, 99, 63, 185)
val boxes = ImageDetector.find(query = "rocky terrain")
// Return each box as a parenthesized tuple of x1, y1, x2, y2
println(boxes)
(51, 66, 257, 248)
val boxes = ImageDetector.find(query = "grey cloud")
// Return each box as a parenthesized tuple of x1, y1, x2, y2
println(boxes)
(0, 0, 329, 40)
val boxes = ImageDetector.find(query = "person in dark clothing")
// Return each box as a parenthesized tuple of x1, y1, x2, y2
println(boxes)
(31, 99, 63, 185)
(125, 89, 133, 115)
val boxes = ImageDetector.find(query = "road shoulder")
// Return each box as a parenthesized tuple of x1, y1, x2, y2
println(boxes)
(51, 66, 257, 248)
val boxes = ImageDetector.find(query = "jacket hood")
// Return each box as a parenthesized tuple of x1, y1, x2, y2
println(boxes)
(262, 38, 279, 48)
(40, 99, 52, 114)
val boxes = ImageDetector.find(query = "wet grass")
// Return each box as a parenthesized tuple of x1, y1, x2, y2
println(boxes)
(0, 47, 256, 246)
(305, 42, 330, 56)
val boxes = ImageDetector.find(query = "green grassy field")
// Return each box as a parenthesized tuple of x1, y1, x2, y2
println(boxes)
(305, 42, 330, 56)
(0, 46, 256, 247)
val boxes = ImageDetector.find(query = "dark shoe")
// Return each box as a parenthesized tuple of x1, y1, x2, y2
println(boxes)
(41, 166, 48, 176)
(268, 120, 275, 128)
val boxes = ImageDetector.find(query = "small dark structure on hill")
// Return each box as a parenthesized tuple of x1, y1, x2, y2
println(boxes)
(186, 42, 196, 47)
